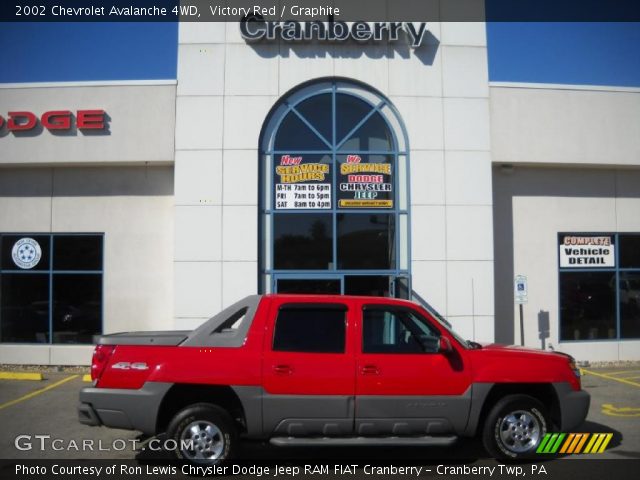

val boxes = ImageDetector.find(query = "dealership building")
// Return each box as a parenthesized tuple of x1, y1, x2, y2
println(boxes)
(0, 20, 639, 365)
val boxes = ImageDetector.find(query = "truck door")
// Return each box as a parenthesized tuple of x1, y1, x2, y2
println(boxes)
(355, 303, 473, 435)
(262, 299, 356, 436)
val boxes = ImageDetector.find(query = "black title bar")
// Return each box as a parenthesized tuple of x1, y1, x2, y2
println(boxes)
(1, 0, 640, 22)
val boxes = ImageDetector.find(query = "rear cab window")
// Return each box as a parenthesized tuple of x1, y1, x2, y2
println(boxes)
(272, 305, 347, 353)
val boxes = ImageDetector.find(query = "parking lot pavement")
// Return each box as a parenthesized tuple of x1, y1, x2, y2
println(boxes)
(0, 367, 638, 461)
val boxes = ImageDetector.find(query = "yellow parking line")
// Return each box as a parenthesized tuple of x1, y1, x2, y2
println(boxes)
(582, 368, 640, 388)
(0, 372, 43, 381)
(0, 375, 79, 411)
(619, 375, 640, 380)
(600, 369, 640, 376)
(82, 374, 92, 382)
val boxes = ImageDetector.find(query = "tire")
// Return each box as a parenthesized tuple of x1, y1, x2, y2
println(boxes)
(166, 403, 236, 465)
(482, 394, 549, 460)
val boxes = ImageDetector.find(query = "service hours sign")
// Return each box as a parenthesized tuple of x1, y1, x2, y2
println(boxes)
(274, 154, 332, 209)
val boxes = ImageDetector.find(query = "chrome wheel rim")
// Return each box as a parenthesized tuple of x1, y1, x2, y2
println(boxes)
(498, 410, 541, 453)
(180, 420, 225, 462)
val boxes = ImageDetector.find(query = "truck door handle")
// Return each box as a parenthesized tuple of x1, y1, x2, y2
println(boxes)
(361, 365, 380, 375)
(273, 365, 293, 375)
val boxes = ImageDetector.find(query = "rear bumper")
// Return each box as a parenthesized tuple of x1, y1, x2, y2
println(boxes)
(78, 382, 172, 435)
(553, 383, 590, 430)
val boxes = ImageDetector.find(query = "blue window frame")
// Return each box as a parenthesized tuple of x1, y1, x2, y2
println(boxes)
(558, 232, 640, 341)
(259, 79, 411, 296)
(0, 233, 104, 344)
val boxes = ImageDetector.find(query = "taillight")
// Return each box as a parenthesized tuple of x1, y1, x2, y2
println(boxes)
(91, 345, 115, 382)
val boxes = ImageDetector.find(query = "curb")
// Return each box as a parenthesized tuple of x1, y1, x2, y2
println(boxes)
(0, 372, 43, 381)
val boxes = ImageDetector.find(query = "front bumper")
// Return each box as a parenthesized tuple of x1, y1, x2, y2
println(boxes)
(77, 382, 172, 435)
(554, 383, 591, 430)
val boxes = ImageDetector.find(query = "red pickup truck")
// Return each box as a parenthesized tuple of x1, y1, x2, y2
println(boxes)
(78, 294, 589, 463)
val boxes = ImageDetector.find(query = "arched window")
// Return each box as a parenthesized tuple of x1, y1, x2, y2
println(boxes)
(259, 79, 410, 297)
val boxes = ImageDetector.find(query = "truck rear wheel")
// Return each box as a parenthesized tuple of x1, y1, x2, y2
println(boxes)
(482, 394, 548, 460)
(167, 403, 236, 465)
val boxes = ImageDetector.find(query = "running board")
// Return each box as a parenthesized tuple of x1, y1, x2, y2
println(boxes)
(269, 436, 457, 447)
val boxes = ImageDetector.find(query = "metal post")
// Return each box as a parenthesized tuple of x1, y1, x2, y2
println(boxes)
(519, 303, 525, 346)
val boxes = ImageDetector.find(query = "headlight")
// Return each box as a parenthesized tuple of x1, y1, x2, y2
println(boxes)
(569, 358, 581, 378)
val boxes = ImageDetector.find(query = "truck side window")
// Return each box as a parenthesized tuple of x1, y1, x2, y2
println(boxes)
(273, 307, 346, 353)
(363, 308, 440, 354)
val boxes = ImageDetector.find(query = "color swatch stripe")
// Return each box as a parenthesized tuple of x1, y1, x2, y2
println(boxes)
(537, 433, 613, 454)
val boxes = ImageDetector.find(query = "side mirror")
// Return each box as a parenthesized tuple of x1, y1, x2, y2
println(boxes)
(438, 336, 452, 353)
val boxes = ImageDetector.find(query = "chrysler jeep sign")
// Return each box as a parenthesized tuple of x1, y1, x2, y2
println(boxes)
(240, 16, 429, 48)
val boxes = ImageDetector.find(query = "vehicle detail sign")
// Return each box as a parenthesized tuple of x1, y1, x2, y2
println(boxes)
(275, 154, 331, 209)
(559, 234, 615, 268)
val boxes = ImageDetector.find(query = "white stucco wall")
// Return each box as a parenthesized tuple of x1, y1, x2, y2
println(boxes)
(0, 166, 175, 365)
(0, 83, 176, 166)
(173, 21, 495, 340)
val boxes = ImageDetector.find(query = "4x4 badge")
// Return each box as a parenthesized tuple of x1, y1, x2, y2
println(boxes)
(111, 362, 149, 371)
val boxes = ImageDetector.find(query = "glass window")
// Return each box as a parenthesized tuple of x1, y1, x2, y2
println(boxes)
(362, 308, 441, 354)
(52, 274, 102, 344)
(336, 93, 374, 145)
(277, 279, 341, 294)
(273, 307, 346, 353)
(53, 235, 103, 270)
(295, 94, 333, 145)
(274, 111, 327, 151)
(273, 214, 332, 270)
(559, 272, 616, 340)
(620, 235, 640, 269)
(337, 214, 395, 270)
(1, 235, 50, 271)
(0, 233, 103, 344)
(0, 274, 50, 343)
(620, 272, 640, 339)
(339, 112, 393, 151)
(261, 80, 410, 297)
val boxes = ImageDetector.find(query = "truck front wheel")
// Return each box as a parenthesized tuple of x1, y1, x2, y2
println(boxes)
(167, 403, 236, 465)
(482, 394, 549, 460)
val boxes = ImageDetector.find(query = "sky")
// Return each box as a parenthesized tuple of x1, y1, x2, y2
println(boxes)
(0, 22, 639, 87)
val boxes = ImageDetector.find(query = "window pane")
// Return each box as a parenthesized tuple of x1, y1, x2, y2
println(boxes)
(274, 111, 328, 151)
(337, 214, 395, 269)
(52, 274, 102, 344)
(1, 235, 50, 271)
(274, 154, 332, 210)
(277, 279, 341, 294)
(274, 214, 332, 270)
(620, 235, 640, 268)
(0, 274, 49, 343)
(337, 155, 393, 209)
(559, 272, 616, 340)
(335, 93, 373, 146)
(273, 308, 345, 353)
(620, 272, 640, 339)
(345, 276, 390, 296)
(339, 111, 393, 151)
(295, 94, 333, 145)
(363, 309, 440, 354)
(53, 236, 103, 270)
